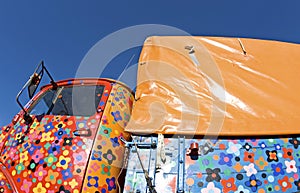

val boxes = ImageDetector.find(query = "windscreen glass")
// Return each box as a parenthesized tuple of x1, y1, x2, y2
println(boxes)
(29, 85, 104, 117)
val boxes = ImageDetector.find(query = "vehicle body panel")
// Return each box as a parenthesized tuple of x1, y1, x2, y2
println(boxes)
(0, 79, 134, 193)
(124, 136, 300, 192)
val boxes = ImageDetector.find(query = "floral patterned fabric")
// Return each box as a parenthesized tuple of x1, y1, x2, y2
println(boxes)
(124, 137, 300, 193)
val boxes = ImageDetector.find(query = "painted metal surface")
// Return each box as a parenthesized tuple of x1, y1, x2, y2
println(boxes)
(0, 170, 13, 192)
(0, 79, 134, 193)
(82, 83, 134, 192)
(124, 136, 300, 193)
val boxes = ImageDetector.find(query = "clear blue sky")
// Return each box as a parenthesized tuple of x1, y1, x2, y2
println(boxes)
(1, 1, 300, 125)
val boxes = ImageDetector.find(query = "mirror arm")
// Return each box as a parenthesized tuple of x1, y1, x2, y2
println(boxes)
(41, 61, 58, 90)
(15, 60, 56, 124)
(33, 60, 57, 89)
(50, 80, 58, 90)
(16, 78, 32, 123)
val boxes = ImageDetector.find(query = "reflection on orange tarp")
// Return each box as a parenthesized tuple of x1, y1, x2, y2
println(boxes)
(125, 36, 300, 136)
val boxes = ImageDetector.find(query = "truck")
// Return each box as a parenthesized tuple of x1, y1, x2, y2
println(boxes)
(0, 36, 299, 193)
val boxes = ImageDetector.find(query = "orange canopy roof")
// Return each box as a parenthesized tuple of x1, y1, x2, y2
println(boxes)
(125, 36, 300, 136)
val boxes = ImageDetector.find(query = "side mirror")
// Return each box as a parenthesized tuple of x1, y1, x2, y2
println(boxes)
(16, 61, 57, 125)
(28, 73, 42, 99)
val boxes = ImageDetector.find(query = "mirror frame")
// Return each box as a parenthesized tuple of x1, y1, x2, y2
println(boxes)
(16, 61, 57, 124)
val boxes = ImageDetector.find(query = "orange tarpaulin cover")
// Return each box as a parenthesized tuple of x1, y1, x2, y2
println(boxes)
(125, 36, 300, 136)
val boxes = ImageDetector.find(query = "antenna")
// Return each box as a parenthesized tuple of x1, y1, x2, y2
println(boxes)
(117, 54, 136, 81)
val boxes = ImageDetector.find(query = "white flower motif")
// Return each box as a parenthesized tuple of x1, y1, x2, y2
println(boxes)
(243, 163, 257, 177)
(285, 160, 297, 173)
(201, 182, 221, 193)
(226, 142, 242, 156)
(234, 185, 250, 193)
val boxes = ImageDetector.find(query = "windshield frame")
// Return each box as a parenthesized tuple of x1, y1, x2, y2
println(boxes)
(24, 78, 113, 117)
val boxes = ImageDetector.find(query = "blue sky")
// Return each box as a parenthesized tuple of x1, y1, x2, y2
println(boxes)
(1, 1, 300, 125)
